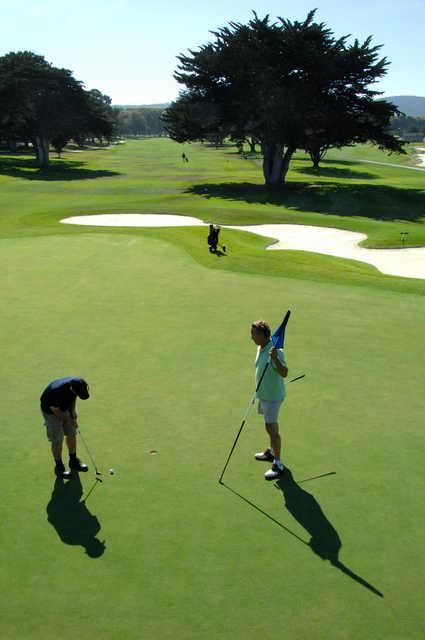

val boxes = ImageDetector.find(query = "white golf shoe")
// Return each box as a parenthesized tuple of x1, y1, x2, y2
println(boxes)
(264, 462, 285, 481)
(254, 449, 274, 462)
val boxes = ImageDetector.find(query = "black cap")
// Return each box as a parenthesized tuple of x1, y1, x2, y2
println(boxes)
(71, 379, 90, 400)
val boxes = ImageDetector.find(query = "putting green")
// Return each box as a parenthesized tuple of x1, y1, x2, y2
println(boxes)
(1, 231, 424, 640)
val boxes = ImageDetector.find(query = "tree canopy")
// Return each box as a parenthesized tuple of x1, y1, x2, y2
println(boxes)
(0, 51, 116, 166)
(163, 10, 404, 185)
(115, 107, 166, 137)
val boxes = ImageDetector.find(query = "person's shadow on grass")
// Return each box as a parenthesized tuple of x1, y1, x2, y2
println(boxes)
(47, 474, 106, 558)
(274, 469, 383, 597)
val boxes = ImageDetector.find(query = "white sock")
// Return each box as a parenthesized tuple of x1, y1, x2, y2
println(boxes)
(269, 448, 274, 455)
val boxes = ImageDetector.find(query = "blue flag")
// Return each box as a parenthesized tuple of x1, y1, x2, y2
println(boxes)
(271, 310, 291, 349)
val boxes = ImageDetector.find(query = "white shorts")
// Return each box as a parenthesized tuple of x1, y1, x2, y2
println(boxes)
(257, 399, 283, 423)
(41, 410, 76, 444)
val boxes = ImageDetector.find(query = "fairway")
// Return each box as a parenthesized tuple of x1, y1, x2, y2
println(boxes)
(1, 139, 424, 640)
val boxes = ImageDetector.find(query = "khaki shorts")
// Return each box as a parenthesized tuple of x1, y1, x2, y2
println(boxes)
(257, 399, 283, 423)
(41, 410, 77, 444)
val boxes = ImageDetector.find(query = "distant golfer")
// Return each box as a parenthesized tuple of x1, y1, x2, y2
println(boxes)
(251, 320, 288, 480)
(40, 377, 90, 479)
(208, 224, 226, 253)
(207, 224, 219, 253)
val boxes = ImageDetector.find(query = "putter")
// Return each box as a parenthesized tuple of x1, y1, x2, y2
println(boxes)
(288, 374, 306, 383)
(77, 427, 103, 481)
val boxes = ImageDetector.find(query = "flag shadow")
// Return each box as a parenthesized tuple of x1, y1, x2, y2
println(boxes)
(221, 468, 383, 598)
(46, 474, 106, 558)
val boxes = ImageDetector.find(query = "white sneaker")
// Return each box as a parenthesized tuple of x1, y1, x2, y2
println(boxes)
(264, 462, 285, 481)
(254, 449, 274, 462)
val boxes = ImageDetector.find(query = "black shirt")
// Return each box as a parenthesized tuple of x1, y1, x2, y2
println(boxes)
(40, 376, 84, 414)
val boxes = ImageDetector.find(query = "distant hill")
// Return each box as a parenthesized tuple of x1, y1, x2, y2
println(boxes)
(118, 97, 424, 116)
(113, 103, 169, 110)
(385, 96, 425, 116)
(114, 98, 425, 115)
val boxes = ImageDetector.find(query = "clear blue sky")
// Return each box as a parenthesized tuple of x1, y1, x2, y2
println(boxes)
(2, 0, 424, 104)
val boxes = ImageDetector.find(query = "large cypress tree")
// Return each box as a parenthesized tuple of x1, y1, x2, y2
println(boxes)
(164, 11, 403, 185)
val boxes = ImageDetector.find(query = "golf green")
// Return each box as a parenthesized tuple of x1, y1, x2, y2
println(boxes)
(0, 139, 424, 639)
(1, 230, 424, 640)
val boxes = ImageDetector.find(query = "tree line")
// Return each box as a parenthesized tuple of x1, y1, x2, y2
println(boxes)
(0, 51, 118, 167)
(114, 107, 166, 137)
(163, 10, 405, 185)
(1, 15, 410, 177)
(390, 116, 425, 141)
(0, 52, 168, 168)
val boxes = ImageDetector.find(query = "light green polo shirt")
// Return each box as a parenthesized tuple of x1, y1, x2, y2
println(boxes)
(255, 340, 287, 401)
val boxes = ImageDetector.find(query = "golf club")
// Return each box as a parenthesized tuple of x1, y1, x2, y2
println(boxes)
(288, 373, 306, 383)
(77, 426, 103, 481)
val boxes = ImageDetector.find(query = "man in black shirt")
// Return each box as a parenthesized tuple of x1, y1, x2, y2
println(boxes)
(40, 376, 90, 479)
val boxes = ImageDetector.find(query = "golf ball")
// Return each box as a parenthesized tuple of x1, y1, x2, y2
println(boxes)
(108, 468, 115, 475)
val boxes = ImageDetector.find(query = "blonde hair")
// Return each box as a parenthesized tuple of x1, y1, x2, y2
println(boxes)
(251, 320, 271, 339)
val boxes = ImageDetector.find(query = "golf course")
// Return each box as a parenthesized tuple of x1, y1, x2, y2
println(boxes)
(1, 138, 424, 640)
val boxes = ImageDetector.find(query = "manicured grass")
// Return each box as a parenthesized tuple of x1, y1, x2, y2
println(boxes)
(1, 233, 424, 640)
(326, 140, 423, 166)
(1, 139, 424, 639)
(1, 138, 425, 294)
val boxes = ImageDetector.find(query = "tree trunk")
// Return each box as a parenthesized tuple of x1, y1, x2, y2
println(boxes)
(309, 149, 321, 170)
(262, 143, 295, 185)
(309, 145, 328, 170)
(248, 137, 257, 153)
(34, 136, 50, 167)
(282, 146, 295, 180)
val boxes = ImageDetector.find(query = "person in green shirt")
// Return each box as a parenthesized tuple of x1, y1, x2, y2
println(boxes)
(251, 320, 288, 480)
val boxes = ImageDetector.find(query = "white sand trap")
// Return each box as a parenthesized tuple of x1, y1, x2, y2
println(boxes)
(227, 224, 425, 279)
(60, 214, 425, 280)
(61, 214, 207, 227)
(414, 147, 425, 167)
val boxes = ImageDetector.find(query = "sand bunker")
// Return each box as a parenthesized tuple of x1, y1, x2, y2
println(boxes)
(61, 214, 206, 227)
(228, 223, 425, 279)
(414, 147, 425, 167)
(60, 214, 425, 280)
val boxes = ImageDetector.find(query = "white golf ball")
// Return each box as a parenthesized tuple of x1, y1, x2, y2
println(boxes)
(108, 468, 115, 475)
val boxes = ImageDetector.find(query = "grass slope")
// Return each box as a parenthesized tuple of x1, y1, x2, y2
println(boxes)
(1, 233, 424, 640)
